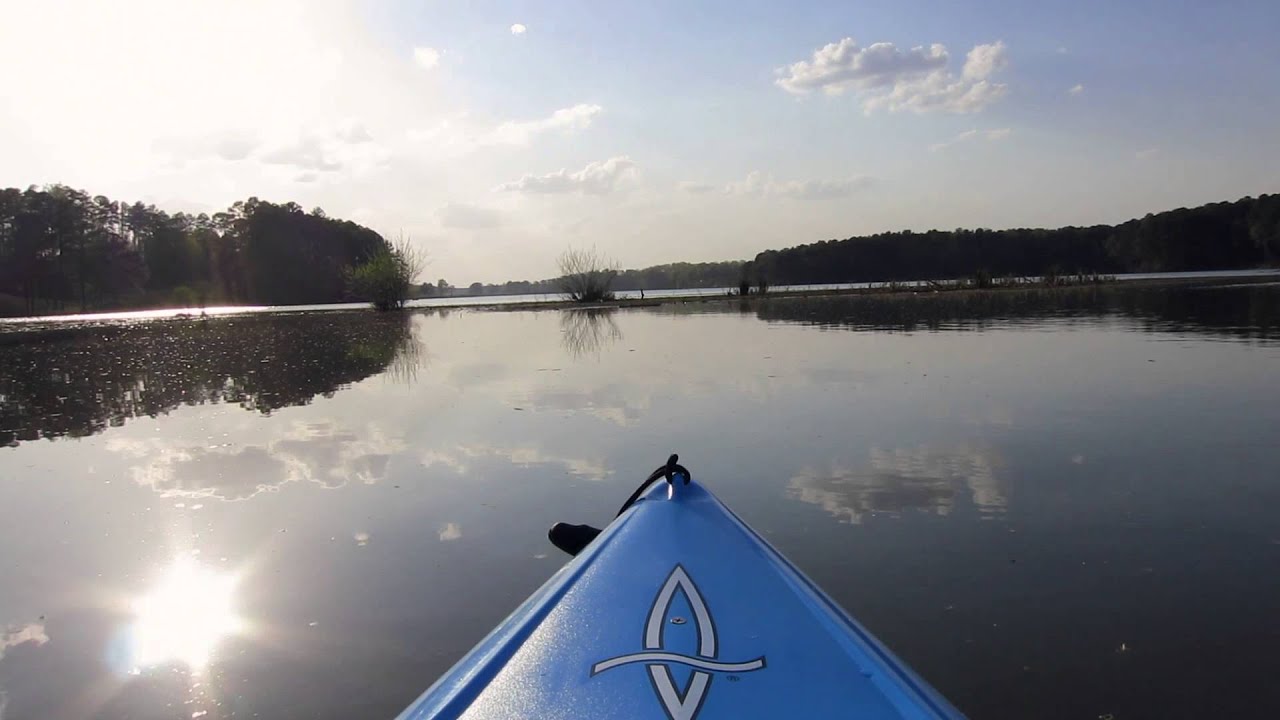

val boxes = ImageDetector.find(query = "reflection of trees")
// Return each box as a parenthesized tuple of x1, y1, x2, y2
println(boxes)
(654, 282, 1278, 342)
(559, 309, 623, 359)
(0, 312, 420, 446)
(383, 320, 426, 385)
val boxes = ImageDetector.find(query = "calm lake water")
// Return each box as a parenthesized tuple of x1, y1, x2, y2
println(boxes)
(1, 281, 1278, 719)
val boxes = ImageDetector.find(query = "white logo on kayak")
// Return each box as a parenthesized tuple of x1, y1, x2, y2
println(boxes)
(590, 565, 766, 720)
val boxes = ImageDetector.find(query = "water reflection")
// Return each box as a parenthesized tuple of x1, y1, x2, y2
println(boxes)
(526, 382, 650, 426)
(129, 559, 243, 671)
(0, 623, 48, 662)
(662, 282, 1280, 341)
(788, 444, 1007, 523)
(419, 444, 612, 481)
(0, 312, 421, 447)
(559, 309, 623, 359)
(385, 327, 426, 385)
(108, 420, 406, 499)
(0, 282, 1277, 720)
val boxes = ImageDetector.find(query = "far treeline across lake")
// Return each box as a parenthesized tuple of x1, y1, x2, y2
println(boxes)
(2, 184, 1279, 316)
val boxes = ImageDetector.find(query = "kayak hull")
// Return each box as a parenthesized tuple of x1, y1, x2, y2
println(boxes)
(397, 479, 966, 719)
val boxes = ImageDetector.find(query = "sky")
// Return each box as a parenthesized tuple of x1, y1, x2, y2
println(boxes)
(2, 0, 1278, 284)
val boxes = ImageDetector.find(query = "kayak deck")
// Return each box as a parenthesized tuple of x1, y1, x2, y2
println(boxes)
(398, 478, 965, 719)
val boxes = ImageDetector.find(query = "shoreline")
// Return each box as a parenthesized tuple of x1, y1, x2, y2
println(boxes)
(473, 272, 1280, 313)
(0, 272, 1276, 339)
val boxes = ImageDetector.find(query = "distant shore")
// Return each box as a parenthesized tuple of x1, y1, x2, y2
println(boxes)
(2, 270, 1277, 336)
(475, 271, 1280, 313)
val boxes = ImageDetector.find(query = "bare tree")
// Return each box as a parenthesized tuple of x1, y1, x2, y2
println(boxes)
(557, 246, 618, 302)
(393, 234, 427, 286)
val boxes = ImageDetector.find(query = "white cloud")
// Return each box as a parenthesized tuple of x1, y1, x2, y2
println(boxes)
(962, 42, 1008, 80)
(152, 129, 260, 164)
(438, 522, 463, 541)
(260, 136, 344, 171)
(775, 177, 874, 199)
(725, 171, 771, 196)
(407, 104, 603, 153)
(335, 122, 373, 143)
(1135, 147, 1159, 160)
(497, 156, 637, 195)
(678, 181, 716, 194)
(725, 171, 873, 199)
(437, 202, 502, 229)
(929, 129, 979, 152)
(487, 103, 602, 145)
(413, 46, 441, 70)
(777, 38, 1009, 114)
(510, 23, 527, 35)
(930, 127, 1011, 151)
(211, 131, 259, 161)
(256, 125, 391, 175)
(776, 38, 948, 94)
(1068, 83, 1085, 96)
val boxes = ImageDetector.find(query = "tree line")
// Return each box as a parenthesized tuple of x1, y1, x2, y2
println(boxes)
(1, 184, 392, 316)
(448, 260, 746, 298)
(6, 184, 1277, 314)
(644, 276, 1277, 342)
(748, 194, 1280, 286)
(457, 193, 1279, 298)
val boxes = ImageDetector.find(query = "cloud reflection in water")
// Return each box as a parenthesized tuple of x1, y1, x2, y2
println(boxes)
(419, 444, 612, 481)
(0, 622, 49, 662)
(107, 421, 406, 500)
(788, 444, 1007, 523)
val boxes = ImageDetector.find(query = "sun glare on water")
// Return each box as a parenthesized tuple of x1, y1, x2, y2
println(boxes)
(131, 559, 243, 671)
